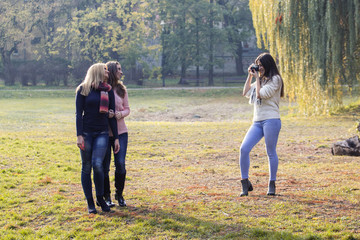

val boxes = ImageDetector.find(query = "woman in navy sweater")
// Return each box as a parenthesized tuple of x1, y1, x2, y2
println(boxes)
(76, 63, 120, 213)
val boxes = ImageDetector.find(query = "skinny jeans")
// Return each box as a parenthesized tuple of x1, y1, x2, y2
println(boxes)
(103, 132, 128, 196)
(239, 119, 281, 181)
(80, 131, 109, 199)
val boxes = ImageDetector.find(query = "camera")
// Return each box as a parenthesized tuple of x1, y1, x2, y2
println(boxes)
(250, 64, 259, 72)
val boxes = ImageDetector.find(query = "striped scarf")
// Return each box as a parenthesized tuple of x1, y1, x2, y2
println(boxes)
(97, 82, 112, 113)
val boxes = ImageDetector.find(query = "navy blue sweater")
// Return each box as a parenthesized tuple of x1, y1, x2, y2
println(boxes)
(76, 87, 118, 137)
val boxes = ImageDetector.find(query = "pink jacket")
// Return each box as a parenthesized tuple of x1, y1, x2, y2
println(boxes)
(110, 91, 130, 136)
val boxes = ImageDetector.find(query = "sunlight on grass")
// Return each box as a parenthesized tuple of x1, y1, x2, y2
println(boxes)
(0, 89, 359, 239)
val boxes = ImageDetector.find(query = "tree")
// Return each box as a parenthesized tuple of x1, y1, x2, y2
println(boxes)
(26, 0, 76, 86)
(218, 0, 254, 76)
(188, 1, 210, 85)
(158, 0, 201, 84)
(64, 0, 152, 83)
(158, 0, 226, 85)
(208, 0, 215, 86)
(0, 0, 91, 86)
(250, 0, 360, 115)
(0, 1, 31, 85)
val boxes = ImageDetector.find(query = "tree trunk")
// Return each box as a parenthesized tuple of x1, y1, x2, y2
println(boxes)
(2, 53, 15, 86)
(235, 41, 245, 75)
(179, 63, 187, 85)
(196, 17, 200, 86)
(208, 0, 214, 86)
(21, 75, 29, 86)
(178, 3, 188, 85)
(331, 136, 360, 156)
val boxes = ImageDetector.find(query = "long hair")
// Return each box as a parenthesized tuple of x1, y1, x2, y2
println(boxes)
(76, 63, 106, 96)
(106, 61, 127, 98)
(256, 53, 284, 97)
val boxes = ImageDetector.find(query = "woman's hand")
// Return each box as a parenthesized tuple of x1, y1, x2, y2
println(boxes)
(115, 111, 122, 120)
(243, 65, 255, 96)
(114, 139, 120, 154)
(248, 66, 259, 79)
(77, 135, 85, 150)
(108, 109, 114, 118)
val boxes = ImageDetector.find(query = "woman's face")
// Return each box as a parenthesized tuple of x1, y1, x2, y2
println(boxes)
(116, 63, 123, 80)
(257, 60, 265, 76)
(104, 65, 109, 82)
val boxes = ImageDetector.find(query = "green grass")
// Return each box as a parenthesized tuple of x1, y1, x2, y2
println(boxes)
(0, 88, 359, 239)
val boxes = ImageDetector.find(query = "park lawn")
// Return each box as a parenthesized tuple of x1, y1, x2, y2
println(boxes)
(0, 88, 359, 240)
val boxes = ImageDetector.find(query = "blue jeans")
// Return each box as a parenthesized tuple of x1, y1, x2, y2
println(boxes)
(80, 131, 109, 199)
(239, 119, 281, 181)
(103, 133, 128, 196)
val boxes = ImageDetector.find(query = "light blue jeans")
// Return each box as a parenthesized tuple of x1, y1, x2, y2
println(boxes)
(239, 119, 281, 181)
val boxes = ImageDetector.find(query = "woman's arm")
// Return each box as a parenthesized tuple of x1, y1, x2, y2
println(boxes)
(75, 88, 85, 150)
(108, 90, 119, 137)
(243, 74, 253, 96)
(256, 75, 261, 99)
(120, 92, 130, 118)
(258, 75, 281, 99)
(243, 65, 258, 96)
(75, 89, 84, 137)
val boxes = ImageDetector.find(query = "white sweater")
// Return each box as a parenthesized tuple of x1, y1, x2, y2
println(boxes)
(245, 75, 282, 122)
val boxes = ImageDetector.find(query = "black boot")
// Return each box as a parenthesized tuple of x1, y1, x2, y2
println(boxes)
(115, 173, 126, 207)
(267, 180, 276, 196)
(96, 195, 110, 212)
(103, 174, 111, 203)
(87, 197, 97, 214)
(104, 194, 115, 208)
(240, 178, 253, 197)
(115, 193, 126, 207)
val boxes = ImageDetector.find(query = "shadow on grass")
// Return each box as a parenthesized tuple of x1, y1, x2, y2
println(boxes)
(103, 204, 309, 240)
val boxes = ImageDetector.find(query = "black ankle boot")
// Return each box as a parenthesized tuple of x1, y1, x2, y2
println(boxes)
(87, 197, 97, 214)
(240, 179, 253, 197)
(115, 192, 126, 207)
(267, 180, 276, 195)
(104, 195, 115, 208)
(96, 196, 110, 212)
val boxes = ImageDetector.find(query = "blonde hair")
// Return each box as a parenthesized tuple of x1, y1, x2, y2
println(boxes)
(76, 63, 106, 96)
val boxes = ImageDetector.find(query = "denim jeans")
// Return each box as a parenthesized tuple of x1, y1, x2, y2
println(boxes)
(80, 131, 109, 199)
(239, 119, 281, 181)
(103, 132, 128, 196)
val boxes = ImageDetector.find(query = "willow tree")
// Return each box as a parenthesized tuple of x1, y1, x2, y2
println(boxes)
(249, 0, 360, 115)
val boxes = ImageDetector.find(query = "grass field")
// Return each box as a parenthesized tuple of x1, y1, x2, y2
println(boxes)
(0, 88, 359, 240)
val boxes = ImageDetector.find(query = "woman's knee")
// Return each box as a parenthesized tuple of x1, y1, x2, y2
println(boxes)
(92, 161, 103, 173)
(116, 168, 126, 175)
(266, 146, 277, 158)
(81, 165, 92, 175)
(240, 145, 251, 156)
(81, 159, 92, 174)
(115, 161, 126, 174)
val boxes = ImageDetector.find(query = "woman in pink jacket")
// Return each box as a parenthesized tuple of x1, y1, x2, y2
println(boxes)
(101, 61, 130, 207)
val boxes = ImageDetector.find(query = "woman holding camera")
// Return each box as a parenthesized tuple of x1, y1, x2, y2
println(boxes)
(239, 53, 284, 196)
(76, 63, 120, 213)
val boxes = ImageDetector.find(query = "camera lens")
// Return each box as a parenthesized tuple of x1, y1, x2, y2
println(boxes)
(251, 64, 259, 72)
